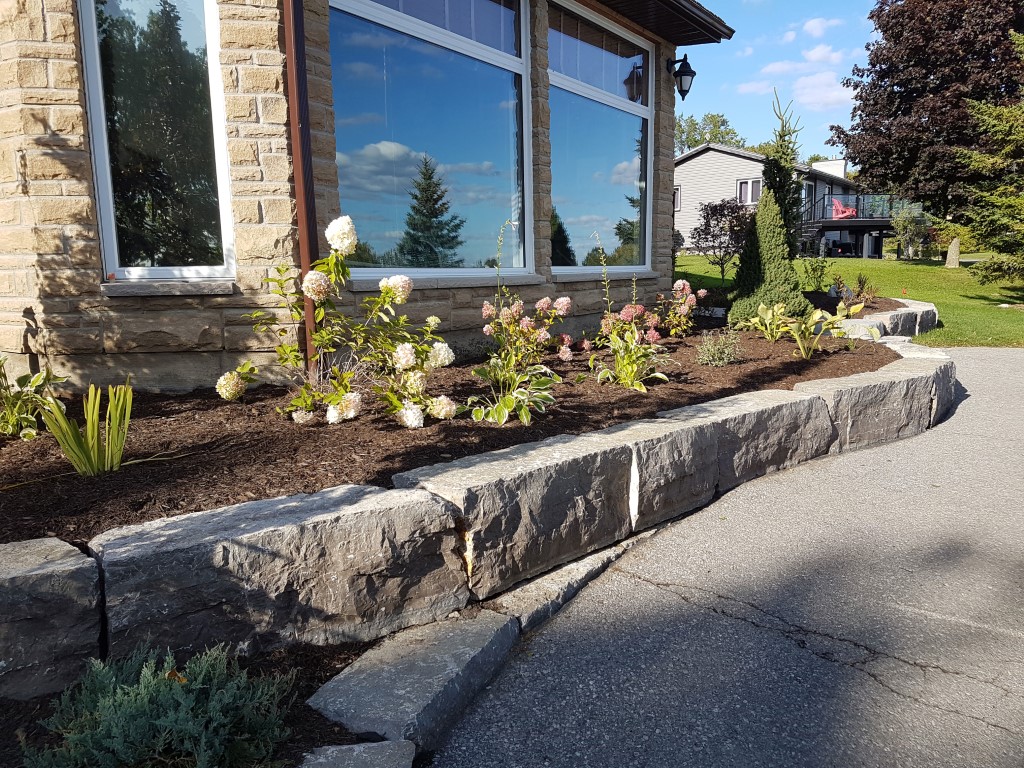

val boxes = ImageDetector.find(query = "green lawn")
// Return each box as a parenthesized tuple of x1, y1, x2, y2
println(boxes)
(675, 255, 1024, 348)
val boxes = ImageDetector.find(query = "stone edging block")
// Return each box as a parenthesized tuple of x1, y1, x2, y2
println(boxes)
(394, 434, 634, 600)
(0, 538, 99, 700)
(89, 485, 470, 655)
(299, 741, 416, 768)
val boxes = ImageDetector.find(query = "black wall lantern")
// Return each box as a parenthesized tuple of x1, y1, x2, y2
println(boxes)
(622, 63, 644, 103)
(667, 54, 696, 101)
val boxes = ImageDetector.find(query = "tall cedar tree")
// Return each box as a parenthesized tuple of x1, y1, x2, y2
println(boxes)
(830, 0, 1024, 218)
(728, 190, 810, 325)
(964, 32, 1024, 284)
(550, 206, 576, 266)
(97, 0, 223, 267)
(689, 198, 753, 285)
(761, 94, 803, 257)
(395, 157, 465, 268)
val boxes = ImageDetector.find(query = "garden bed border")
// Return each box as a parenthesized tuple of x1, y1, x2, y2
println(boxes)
(0, 300, 953, 700)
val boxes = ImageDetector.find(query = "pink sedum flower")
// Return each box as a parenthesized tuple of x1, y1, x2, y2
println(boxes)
(697, 288, 708, 299)
(645, 328, 662, 344)
(645, 313, 660, 330)
(482, 301, 496, 319)
(302, 270, 333, 304)
(686, 294, 697, 307)
(482, 323, 494, 336)
(560, 334, 573, 346)
(510, 300, 524, 317)
(553, 296, 572, 316)
(535, 297, 553, 312)
(537, 329, 551, 343)
(557, 345, 573, 362)
(673, 279, 691, 294)
(519, 317, 535, 331)
(581, 338, 594, 352)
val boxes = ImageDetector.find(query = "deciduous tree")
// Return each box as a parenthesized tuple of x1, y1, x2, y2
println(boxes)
(689, 198, 753, 285)
(829, 0, 1024, 218)
(675, 113, 746, 155)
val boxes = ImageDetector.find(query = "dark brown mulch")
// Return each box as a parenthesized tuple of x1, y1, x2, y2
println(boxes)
(807, 292, 905, 315)
(0, 326, 900, 546)
(0, 641, 373, 767)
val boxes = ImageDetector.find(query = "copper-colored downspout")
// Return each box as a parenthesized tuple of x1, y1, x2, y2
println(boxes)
(282, 0, 319, 376)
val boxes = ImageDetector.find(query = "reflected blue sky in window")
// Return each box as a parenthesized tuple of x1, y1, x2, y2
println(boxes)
(330, 10, 524, 268)
(549, 86, 645, 264)
(103, 0, 206, 51)
(363, 0, 520, 56)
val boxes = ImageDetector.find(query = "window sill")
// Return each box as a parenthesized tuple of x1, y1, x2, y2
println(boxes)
(348, 274, 546, 292)
(101, 280, 235, 298)
(552, 270, 660, 283)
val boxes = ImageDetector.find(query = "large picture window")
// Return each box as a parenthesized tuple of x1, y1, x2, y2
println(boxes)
(81, 0, 233, 279)
(547, 1, 651, 270)
(329, 0, 530, 271)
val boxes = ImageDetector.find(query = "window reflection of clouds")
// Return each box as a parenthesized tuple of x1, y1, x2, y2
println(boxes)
(362, 0, 520, 55)
(549, 86, 645, 266)
(106, 0, 207, 51)
(330, 9, 524, 268)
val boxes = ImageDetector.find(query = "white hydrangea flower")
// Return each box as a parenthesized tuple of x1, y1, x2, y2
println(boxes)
(326, 392, 362, 425)
(215, 371, 247, 401)
(395, 401, 424, 429)
(404, 370, 427, 395)
(426, 315, 441, 330)
(301, 270, 333, 303)
(384, 275, 414, 304)
(292, 409, 316, 425)
(325, 215, 357, 256)
(426, 341, 455, 370)
(393, 342, 417, 371)
(427, 395, 458, 420)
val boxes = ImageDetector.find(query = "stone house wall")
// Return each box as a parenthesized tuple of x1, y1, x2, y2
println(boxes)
(1, 0, 678, 390)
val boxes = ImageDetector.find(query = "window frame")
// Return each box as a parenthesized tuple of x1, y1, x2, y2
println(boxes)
(547, 0, 654, 276)
(736, 177, 762, 206)
(329, 0, 535, 277)
(673, 186, 681, 212)
(79, 0, 236, 281)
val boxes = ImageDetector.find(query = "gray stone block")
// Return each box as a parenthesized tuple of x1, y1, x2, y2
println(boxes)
(308, 611, 519, 750)
(299, 741, 416, 768)
(394, 434, 633, 600)
(794, 365, 936, 452)
(896, 299, 940, 334)
(90, 486, 470, 655)
(886, 309, 920, 337)
(881, 357, 958, 427)
(838, 317, 886, 340)
(593, 418, 719, 531)
(0, 538, 99, 699)
(657, 390, 835, 492)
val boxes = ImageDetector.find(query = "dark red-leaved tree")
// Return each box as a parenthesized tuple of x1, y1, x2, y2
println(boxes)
(829, 0, 1024, 218)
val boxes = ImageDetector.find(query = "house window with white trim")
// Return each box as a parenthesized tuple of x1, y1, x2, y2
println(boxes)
(673, 186, 681, 211)
(548, 1, 652, 269)
(737, 178, 761, 206)
(81, 0, 234, 279)
(328, 0, 530, 272)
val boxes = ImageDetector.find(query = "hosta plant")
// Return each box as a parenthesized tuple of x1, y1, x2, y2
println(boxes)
(736, 302, 789, 343)
(0, 356, 66, 440)
(784, 301, 864, 360)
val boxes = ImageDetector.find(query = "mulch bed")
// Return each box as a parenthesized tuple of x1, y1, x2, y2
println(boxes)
(0, 641, 373, 767)
(0, 318, 900, 546)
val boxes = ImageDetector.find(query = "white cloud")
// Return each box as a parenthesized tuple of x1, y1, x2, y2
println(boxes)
(565, 214, 611, 228)
(803, 44, 843, 64)
(335, 112, 384, 127)
(439, 160, 499, 176)
(803, 18, 843, 38)
(498, 99, 516, 110)
(780, 30, 797, 44)
(736, 45, 755, 58)
(792, 71, 852, 111)
(760, 60, 814, 76)
(610, 157, 641, 185)
(339, 62, 383, 80)
(737, 80, 774, 95)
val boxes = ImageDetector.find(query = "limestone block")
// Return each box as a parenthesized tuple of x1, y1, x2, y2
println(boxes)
(308, 611, 518, 750)
(0, 539, 100, 699)
(895, 299, 940, 334)
(793, 365, 936, 453)
(89, 486, 470, 656)
(103, 311, 223, 353)
(300, 742, 416, 768)
(838, 317, 886, 341)
(394, 434, 634, 600)
(881, 357, 958, 427)
(885, 309, 919, 337)
(593, 418, 718, 532)
(658, 390, 835, 491)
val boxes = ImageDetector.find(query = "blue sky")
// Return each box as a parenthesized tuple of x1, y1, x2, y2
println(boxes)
(675, 0, 879, 159)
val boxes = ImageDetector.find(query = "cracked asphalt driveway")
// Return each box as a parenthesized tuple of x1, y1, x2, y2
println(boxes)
(431, 348, 1024, 768)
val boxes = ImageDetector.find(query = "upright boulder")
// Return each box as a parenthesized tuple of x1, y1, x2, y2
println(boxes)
(945, 236, 961, 268)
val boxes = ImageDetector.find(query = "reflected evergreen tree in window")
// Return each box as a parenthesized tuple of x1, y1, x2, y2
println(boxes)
(583, 195, 641, 266)
(97, 0, 223, 268)
(395, 157, 465, 268)
(550, 206, 576, 266)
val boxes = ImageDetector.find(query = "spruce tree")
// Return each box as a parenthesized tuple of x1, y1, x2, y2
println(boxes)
(395, 157, 465, 268)
(762, 94, 803, 257)
(550, 206, 576, 266)
(728, 190, 810, 324)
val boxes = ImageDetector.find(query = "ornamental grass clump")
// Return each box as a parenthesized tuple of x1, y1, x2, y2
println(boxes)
(39, 379, 133, 477)
(227, 215, 457, 429)
(22, 645, 294, 768)
(467, 220, 569, 425)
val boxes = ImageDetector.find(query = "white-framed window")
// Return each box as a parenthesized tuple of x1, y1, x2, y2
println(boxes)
(673, 186, 681, 211)
(737, 178, 762, 206)
(547, 0, 653, 271)
(328, 0, 533, 274)
(80, 0, 235, 280)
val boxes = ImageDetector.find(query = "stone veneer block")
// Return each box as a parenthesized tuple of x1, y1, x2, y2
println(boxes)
(299, 742, 416, 768)
(89, 486, 470, 655)
(393, 434, 634, 600)
(591, 418, 719, 532)
(657, 390, 836, 492)
(308, 611, 518, 750)
(793, 361, 941, 452)
(0, 538, 100, 700)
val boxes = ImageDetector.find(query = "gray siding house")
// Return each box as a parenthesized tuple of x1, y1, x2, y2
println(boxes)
(673, 144, 886, 258)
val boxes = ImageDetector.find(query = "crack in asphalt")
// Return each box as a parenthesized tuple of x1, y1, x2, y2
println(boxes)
(611, 565, 1022, 737)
